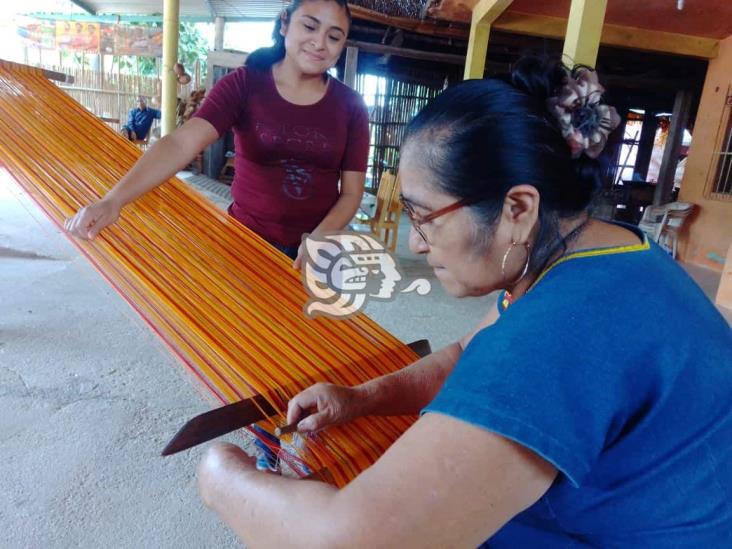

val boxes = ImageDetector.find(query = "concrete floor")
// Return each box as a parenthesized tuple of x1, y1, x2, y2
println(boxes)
(2, 169, 728, 548)
(0, 170, 492, 548)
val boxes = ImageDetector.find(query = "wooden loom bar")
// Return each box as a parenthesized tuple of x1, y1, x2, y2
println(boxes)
(0, 60, 418, 486)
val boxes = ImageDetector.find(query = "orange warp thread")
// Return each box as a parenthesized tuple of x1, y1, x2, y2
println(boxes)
(0, 59, 417, 486)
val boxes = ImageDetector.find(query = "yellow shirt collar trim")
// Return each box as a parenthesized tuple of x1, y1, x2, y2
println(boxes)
(529, 235, 650, 291)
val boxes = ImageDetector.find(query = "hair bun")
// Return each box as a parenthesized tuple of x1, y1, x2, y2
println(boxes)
(510, 56, 566, 102)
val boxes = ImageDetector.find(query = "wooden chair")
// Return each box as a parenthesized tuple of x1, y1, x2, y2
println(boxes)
(130, 120, 159, 151)
(133, 134, 150, 150)
(352, 169, 401, 252)
(219, 154, 236, 182)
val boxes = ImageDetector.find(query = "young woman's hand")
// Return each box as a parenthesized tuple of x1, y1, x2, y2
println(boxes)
(64, 198, 121, 240)
(286, 382, 364, 433)
(292, 242, 305, 270)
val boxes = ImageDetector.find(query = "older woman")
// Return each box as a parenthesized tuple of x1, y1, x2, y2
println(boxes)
(196, 57, 732, 548)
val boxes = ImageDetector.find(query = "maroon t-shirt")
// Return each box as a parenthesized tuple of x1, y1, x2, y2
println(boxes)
(194, 67, 369, 247)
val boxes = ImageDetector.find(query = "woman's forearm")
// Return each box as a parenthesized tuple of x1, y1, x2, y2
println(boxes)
(311, 190, 362, 234)
(105, 135, 196, 207)
(105, 119, 217, 209)
(199, 447, 342, 549)
(310, 170, 365, 234)
(354, 342, 463, 417)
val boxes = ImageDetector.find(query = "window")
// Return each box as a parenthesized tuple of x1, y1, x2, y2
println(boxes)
(613, 109, 644, 185)
(711, 87, 732, 199)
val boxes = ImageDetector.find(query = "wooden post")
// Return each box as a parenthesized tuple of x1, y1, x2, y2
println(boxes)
(654, 90, 693, 205)
(344, 46, 358, 89)
(99, 54, 105, 90)
(562, 0, 608, 68)
(464, 0, 514, 80)
(214, 16, 225, 51)
(117, 57, 122, 124)
(162, 0, 180, 137)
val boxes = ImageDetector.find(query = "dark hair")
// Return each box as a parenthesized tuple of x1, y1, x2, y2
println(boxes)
(245, 0, 352, 71)
(402, 56, 611, 274)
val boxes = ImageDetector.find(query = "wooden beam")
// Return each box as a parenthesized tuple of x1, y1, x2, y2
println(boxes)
(464, 16, 490, 79)
(349, 6, 718, 60)
(563, 0, 607, 67)
(465, 0, 514, 79)
(654, 90, 693, 205)
(346, 40, 465, 65)
(491, 12, 719, 59)
(41, 67, 74, 84)
(349, 5, 469, 41)
(344, 46, 359, 88)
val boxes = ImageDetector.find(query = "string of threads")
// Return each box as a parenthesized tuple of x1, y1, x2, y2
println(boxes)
(0, 59, 419, 487)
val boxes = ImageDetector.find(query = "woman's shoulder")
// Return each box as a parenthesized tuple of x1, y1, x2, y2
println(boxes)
(329, 77, 368, 111)
(211, 66, 249, 95)
(521, 226, 727, 337)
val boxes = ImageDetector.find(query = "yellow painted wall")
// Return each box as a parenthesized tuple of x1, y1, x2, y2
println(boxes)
(716, 242, 732, 309)
(678, 35, 732, 272)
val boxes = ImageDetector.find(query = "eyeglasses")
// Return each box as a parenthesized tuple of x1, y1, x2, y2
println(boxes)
(399, 193, 481, 244)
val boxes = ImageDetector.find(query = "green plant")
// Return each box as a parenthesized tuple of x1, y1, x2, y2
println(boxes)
(178, 22, 209, 79)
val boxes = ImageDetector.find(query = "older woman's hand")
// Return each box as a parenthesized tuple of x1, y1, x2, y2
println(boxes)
(286, 382, 363, 433)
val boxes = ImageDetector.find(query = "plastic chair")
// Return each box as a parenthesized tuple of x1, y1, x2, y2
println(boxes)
(352, 169, 401, 252)
(638, 204, 670, 242)
(658, 202, 695, 259)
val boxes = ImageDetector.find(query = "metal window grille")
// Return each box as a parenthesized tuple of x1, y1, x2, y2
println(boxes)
(711, 87, 732, 199)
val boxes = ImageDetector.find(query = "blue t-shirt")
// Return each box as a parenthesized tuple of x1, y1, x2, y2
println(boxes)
(126, 107, 161, 139)
(424, 234, 732, 547)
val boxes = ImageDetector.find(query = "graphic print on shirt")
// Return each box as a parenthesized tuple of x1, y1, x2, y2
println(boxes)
(256, 122, 333, 201)
(256, 122, 332, 154)
(280, 159, 314, 200)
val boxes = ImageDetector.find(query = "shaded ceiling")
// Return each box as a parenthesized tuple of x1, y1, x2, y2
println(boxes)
(65, 1, 732, 41)
(430, 0, 732, 40)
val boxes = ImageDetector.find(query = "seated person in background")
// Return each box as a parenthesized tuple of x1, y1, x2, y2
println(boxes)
(120, 96, 161, 142)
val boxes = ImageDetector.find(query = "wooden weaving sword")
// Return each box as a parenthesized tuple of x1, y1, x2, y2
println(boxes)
(161, 339, 432, 456)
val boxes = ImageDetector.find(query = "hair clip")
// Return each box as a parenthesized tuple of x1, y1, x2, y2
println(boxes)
(547, 66, 621, 159)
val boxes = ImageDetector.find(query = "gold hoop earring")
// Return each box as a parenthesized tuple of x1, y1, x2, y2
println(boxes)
(501, 241, 531, 287)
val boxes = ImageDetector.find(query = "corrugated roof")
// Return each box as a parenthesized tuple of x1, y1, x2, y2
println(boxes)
(74, 1, 210, 18)
(69, 0, 293, 20)
(68, 0, 428, 21)
(208, 0, 290, 19)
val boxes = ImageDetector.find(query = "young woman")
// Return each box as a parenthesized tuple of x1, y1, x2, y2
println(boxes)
(65, 0, 368, 268)
(195, 57, 732, 547)
(66, 0, 368, 473)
